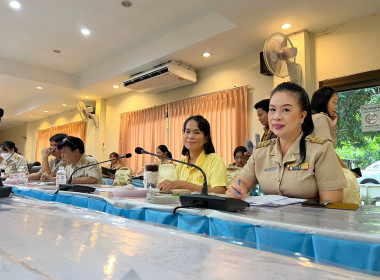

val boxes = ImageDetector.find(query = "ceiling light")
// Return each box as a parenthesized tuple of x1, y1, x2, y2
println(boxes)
(203, 52, 211, 57)
(85, 96, 89, 99)
(281, 23, 292, 29)
(81, 28, 90, 36)
(9, 1, 21, 9)
(44, 111, 48, 113)
(113, 85, 119, 89)
(62, 104, 67, 106)
(36, 86, 43, 90)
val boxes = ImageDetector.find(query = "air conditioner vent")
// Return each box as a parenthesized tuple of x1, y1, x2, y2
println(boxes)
(123, 61, 196, 94)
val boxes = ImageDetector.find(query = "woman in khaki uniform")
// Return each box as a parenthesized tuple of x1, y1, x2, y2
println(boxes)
(311, 87, 360, 204)
(0, 141, 28, 176)
(227, 82, 346, 203)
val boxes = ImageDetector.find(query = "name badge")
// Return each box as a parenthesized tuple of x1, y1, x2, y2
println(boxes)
(264, 167, 277, 172)
(288, 163, 309, 171)
(197, 174, 204, 182)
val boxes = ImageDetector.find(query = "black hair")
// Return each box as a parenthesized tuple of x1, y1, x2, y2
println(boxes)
(0, 141, 20, 154)
(109, 152, 119, 158)
(270, 82, 314, 164)
(57, 136, 85, 154)
(311, 86, 336, 115)
(49, 133, 68, 143)
(157, 145, 172, 159)
(181, 115, 215, 156)
(254, 99, 270, 113)
(233, 146, 247, 158)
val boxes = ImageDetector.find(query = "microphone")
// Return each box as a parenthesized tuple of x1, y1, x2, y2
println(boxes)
(56, 153, 132, 194)
(135, 147, 249, 212)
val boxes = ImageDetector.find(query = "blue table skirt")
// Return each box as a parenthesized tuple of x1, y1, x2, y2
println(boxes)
(11, 187, 380, 275)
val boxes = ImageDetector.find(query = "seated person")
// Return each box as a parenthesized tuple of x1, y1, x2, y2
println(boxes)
(158, 115, 227, 194)
(102, 152, 123, 179)
(227, 146, 248, 186)
(311, 86, 360, 204)
(136, 145, 173, 175)
(0, 141, 28, 176)
(57, 136, 103, 184)
(254, 99, 277, 141)
(156, 145, 173, 164)
(108, 152, 123, 170)
(227, 82, 346, 203)
(29, 133, 67, 181)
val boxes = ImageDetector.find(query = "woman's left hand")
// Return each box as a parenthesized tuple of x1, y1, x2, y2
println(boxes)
(158, 180, 181, 192)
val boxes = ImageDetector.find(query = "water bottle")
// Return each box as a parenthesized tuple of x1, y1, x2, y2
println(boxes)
(56, 166, 66, 187)
(17, 165, 27, 186)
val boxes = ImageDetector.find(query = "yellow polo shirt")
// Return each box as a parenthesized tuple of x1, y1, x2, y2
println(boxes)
(172, 150, 227, 188)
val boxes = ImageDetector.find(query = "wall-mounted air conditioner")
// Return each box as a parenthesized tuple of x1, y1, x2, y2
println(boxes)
(123, 61, 196, 94)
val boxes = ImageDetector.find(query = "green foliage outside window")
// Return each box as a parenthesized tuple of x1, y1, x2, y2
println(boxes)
(335, 86, 380, 169)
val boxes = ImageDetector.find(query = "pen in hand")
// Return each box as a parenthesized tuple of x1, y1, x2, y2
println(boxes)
(236, 178, 241, 195)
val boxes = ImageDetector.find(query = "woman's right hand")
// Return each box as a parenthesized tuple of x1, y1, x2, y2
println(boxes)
(226, 181, 247, 199)
(331, 113, 338, 127)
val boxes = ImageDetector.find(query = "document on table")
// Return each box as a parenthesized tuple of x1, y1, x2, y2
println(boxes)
(245, 195, 306, 206)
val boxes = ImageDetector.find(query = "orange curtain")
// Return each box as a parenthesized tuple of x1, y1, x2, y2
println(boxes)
(35, 121, 87, 162)
(119, 105, 167, 172)
(167, 86, 248, 165)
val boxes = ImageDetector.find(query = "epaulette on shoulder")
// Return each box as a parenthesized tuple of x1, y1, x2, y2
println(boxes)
(308, 135, 328, 144)
(320, 112, 329, 116)
(257, 139, 273, 148)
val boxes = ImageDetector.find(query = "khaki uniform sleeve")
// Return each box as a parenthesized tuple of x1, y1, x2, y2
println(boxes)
(313, 114, 337, 147)
(314, 142, 347, 191)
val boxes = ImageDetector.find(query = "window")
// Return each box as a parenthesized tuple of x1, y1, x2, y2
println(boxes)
(320, 70, 380, 189)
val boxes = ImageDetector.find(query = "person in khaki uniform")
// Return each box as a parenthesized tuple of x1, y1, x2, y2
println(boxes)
(311, 86, 360, 204)
(29, 133, 67, 181)
(227, 82, 346, 203)
(0, 141, 28, 176)
(57, 136, 103, 184)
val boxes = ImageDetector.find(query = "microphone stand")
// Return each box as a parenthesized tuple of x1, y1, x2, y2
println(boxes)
(135, 147, 249, 212)
(56, 153, 132, 194)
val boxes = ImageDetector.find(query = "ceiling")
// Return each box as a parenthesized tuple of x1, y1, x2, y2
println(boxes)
(0, 0, 379, 131)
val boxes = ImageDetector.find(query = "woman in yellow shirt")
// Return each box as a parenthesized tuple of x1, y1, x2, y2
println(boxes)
(158, 115, 227, 194)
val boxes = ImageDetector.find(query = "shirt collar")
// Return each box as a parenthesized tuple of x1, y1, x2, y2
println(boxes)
(184, 150, 207, 169)
(72, 154, 86, 168)
(271, 133, 303, 164)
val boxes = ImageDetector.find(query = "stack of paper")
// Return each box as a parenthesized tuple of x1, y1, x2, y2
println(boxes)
(245, 195, 306, 206)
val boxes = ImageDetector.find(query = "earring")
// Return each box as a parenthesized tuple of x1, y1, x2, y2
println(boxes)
(300, 120, 304, 124)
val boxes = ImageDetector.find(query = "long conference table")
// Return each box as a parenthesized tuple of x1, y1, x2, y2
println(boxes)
(2, 182, 380, 278)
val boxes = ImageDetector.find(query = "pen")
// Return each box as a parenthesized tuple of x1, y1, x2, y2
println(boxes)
(236, 178, 241, 195)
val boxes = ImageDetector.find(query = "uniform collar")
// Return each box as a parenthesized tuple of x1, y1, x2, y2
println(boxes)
(270, 133, 302, 164)
(72, 154, 86, 168)
(6, 152, 18, 162)
(184, 150, 207, 169)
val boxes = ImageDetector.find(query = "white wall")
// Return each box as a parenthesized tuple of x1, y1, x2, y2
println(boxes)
(313, 13, 380, 86)
(0, 124, 27, 156)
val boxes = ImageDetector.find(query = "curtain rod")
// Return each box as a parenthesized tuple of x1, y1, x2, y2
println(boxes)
(171, 84, 250, 104)
(121, 84, 250, 115)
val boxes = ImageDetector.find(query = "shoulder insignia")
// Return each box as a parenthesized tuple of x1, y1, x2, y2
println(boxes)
(320, 112, 329, 116)
(308, 135, 328, 144)
(257, 139, 272, 148)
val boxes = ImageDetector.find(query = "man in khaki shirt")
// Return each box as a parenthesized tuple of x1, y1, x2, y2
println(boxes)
(238, 134, 346, 199)
(29, 133, 67, 181)
(57, 136, 103, 184)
